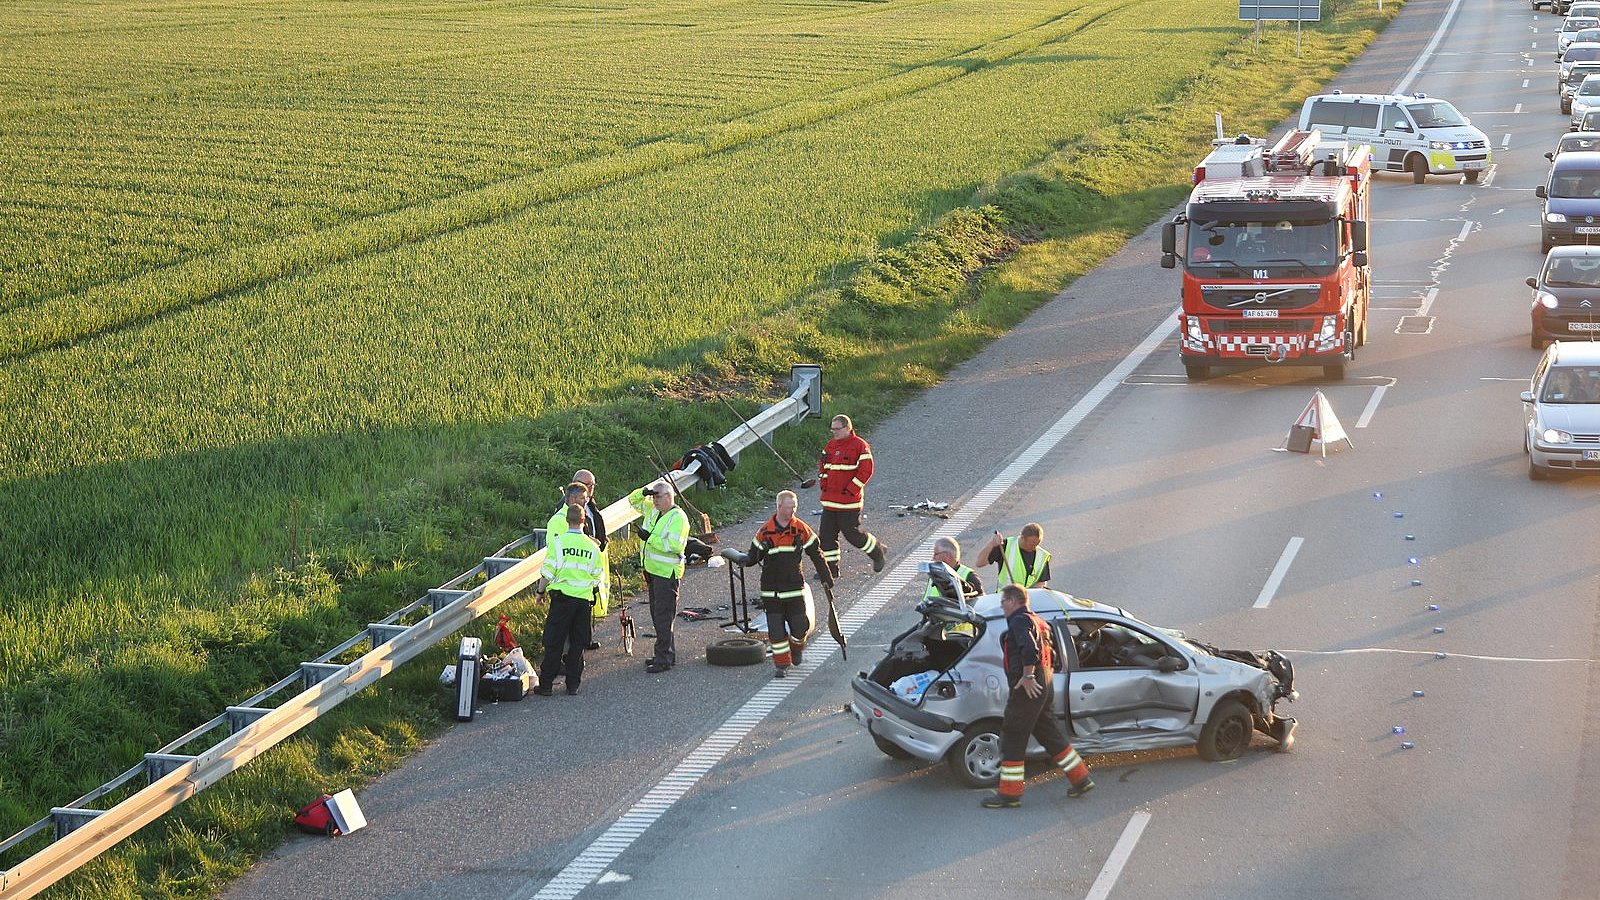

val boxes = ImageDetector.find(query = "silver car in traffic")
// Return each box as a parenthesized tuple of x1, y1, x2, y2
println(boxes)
(849, 578, 1298, 787)
(1523, 340, 1600, 478)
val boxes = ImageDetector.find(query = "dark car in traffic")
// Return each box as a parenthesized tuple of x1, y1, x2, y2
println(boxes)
(1529, 246, 1600, 347)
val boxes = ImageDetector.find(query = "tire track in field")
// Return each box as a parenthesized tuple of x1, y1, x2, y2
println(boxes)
(0, 0, 1126, 364)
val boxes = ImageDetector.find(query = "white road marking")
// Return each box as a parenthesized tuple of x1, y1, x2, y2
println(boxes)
(1395, 0, 1467, 94)
(1285, 648, 1594, 663)
(1355, 383, 1388, 428)
(1254, 537, 1304, 609)
(1513, 103, 1523, 115)
(1419, 286, 1440, 316)
(1524, 78, 1532, 87)
(1503, 131, 1513, 148)
(1084, 811, 1154, 900)
(523, 315, 1182, 899)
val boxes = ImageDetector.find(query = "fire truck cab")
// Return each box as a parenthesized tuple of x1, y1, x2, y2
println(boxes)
(1161, 129, 1372, 380)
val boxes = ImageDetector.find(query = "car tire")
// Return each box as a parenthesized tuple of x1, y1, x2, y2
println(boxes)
(1533, 332, 1547, 349)
(1324, 362, 1347, 380)
(1465, 170, 1482, 184)
(706, 636, 766, 666)
(872, 732, 914, 760)
(1408, 154, 1428, 184)
(947, 720, 1004, 788)
(1184, 363, 1210, 381)
(1530, 460, 1549, 481)
(1197, 698, 1254, 762)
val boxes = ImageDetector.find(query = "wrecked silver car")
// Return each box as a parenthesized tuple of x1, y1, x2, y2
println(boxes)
(849, 581, 1298, 787)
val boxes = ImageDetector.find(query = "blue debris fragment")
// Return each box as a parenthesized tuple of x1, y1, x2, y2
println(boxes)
(1413, 690, 1425, 698)
(1432, 626, 1445, 634)
(1393, 725, 1406, 734)
(1400, 741, 1415, 750)
(1427, 604, 1440, 611)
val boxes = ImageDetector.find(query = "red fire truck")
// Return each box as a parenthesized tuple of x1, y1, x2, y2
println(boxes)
(1161, 129, 1372, 380)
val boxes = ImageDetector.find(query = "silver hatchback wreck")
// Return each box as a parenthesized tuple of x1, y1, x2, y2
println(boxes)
(849, 584, 1298, 787)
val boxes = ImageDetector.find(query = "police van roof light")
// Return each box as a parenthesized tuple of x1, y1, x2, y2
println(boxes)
(1413, 92, 1427, 99)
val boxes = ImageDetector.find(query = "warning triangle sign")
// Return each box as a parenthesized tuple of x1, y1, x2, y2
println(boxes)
(1285, 390, 1353, 457)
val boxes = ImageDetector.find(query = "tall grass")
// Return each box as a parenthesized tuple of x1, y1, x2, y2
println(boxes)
(0, 0, 1398, 894)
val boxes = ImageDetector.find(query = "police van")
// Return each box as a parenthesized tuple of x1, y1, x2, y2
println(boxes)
(1296, 91, 1491, 183)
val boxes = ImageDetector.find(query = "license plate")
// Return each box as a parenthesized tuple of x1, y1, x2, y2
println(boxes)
(1242, 309, 1279, 318)
(1460, 160, 1486, 170)
(1585, 450, 1600, 461)
(1569, 322, 1600, 331)
(1577, 226, 1600, 234)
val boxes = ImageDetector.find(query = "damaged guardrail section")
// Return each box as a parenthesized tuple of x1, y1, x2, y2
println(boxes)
(0, 365, 821, 900)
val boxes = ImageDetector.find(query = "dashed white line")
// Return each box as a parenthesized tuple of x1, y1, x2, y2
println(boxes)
(1355, 383, 1388, 428)
(1524, 78, 1531, 87)
(1502, 132, 1513, 148)
(1084, 811, 1154, 900)
(1254, 537, 1304, 609)
(523, 315, 1182, 899)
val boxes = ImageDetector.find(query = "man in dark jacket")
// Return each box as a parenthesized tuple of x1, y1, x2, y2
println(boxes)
(984, 584, 1094, 808)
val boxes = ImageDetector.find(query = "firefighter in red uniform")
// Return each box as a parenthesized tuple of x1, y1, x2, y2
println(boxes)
(817, 414, 887, 578)
(984, 583, 1094, 808)
(722, 490, 834, 677)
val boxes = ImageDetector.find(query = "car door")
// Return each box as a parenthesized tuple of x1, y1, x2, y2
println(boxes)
(1378, 102, 1416, 171)
(1062, 618, 1201, 738)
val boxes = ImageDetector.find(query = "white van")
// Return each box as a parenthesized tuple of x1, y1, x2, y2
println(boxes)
(1297, 91, 1492, 183)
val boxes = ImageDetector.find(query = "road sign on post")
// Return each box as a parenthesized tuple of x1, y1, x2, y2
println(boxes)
(1240, 0, 1321, 54)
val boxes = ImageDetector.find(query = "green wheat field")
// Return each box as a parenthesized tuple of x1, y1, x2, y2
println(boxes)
(0, 0, 1393, 894)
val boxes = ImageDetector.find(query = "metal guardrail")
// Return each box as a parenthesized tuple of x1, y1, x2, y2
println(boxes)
(0, 365, 821, 899)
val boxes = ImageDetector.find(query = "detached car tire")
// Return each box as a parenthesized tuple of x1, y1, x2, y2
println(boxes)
(1197, 698, 1254, 761)
(947, 720, 1004, 787)
(706, 636, 766, 666)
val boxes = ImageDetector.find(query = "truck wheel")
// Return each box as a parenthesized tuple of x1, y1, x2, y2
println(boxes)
(1465, 170, 1482, 184)
(946, 720, 1004, 788)
(1407, 154, 1428, 184)
(1184, 363, 1210, 381)
(1197, 699, 1253, 761)
(1324, 363, 1347, 380)
(706, 636, 766, 666)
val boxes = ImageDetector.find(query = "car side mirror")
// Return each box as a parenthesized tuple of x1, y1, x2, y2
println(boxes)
(1161, 221, 1178, 255)
(1351, 250, 1368, 268)
(1157, 656, 1183, 673)
(1528, 276, 1540, 289)
(1522, 391, 1536, 403)
(1349, 220, 1369, 252)
(1538, 185, 1550, 199)
(1547, 151, 1556, 161)
(1394, 122, 1413, 133)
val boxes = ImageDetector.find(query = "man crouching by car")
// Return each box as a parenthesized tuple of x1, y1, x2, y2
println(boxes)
(984, 584, 1095, 809)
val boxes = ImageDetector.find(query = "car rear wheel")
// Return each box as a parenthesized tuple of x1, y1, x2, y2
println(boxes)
(947, 720, 1004, 787)
(872, 732, 914, 760)
(706, 636, 766, 666)
(1197, 699, 1253, 761)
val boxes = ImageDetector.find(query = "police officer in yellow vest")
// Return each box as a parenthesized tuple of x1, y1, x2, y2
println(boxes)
(977, 523, 1052, 589)
(535, 505, 604, 696)
(631, 480, 690, 674)
(925, 537, 983, 604)
(547, 470, 610, 625)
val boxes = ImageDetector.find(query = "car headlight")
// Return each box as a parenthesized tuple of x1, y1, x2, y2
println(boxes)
(1429, 140, 1451, 150)
(1543, 428, 1574, 444)
(1538, 291, 1560, 309)
(1549, 212, 1570, 223)
(1186, 315, 1202, 340)
(1319, 315, 1337, 340)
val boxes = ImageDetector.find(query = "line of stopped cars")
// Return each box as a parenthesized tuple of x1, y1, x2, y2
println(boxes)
(1532, 1, 1600, 478)
(850, 565, 1298, 787)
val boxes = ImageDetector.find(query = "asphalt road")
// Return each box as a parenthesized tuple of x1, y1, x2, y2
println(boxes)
(227, 0, 1600, 897)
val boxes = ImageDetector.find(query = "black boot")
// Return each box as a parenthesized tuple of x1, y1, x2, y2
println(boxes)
(868, 541, 887, 573)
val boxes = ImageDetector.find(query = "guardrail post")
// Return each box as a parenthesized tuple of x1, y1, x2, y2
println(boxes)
(49, 809, 103, 841)
(366, 623, 409, 649)
(143, 754, 196, 784)
(429, 589, 470, 614)
(225, 706, 272, 735)
(299, 662, 344, 690)
(481, 556, 522, 578)
(790, 364, 822, 419)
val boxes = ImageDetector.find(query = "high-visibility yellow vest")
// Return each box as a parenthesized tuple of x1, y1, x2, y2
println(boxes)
(546, 529, 602, 598)
(546, 505, 610, 615)
(924, 564, 977, 601)
(631, 489, 689, 579)
(998, 538, 1050, 588)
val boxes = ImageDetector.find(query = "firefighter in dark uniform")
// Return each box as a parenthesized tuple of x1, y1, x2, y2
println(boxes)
(817, 414, 887, 578)
(984, 583, 1094, 808)
(722, 490, 834, 677)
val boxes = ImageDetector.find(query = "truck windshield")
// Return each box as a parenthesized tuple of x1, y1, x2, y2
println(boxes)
(1186, 219, 1338, 276)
